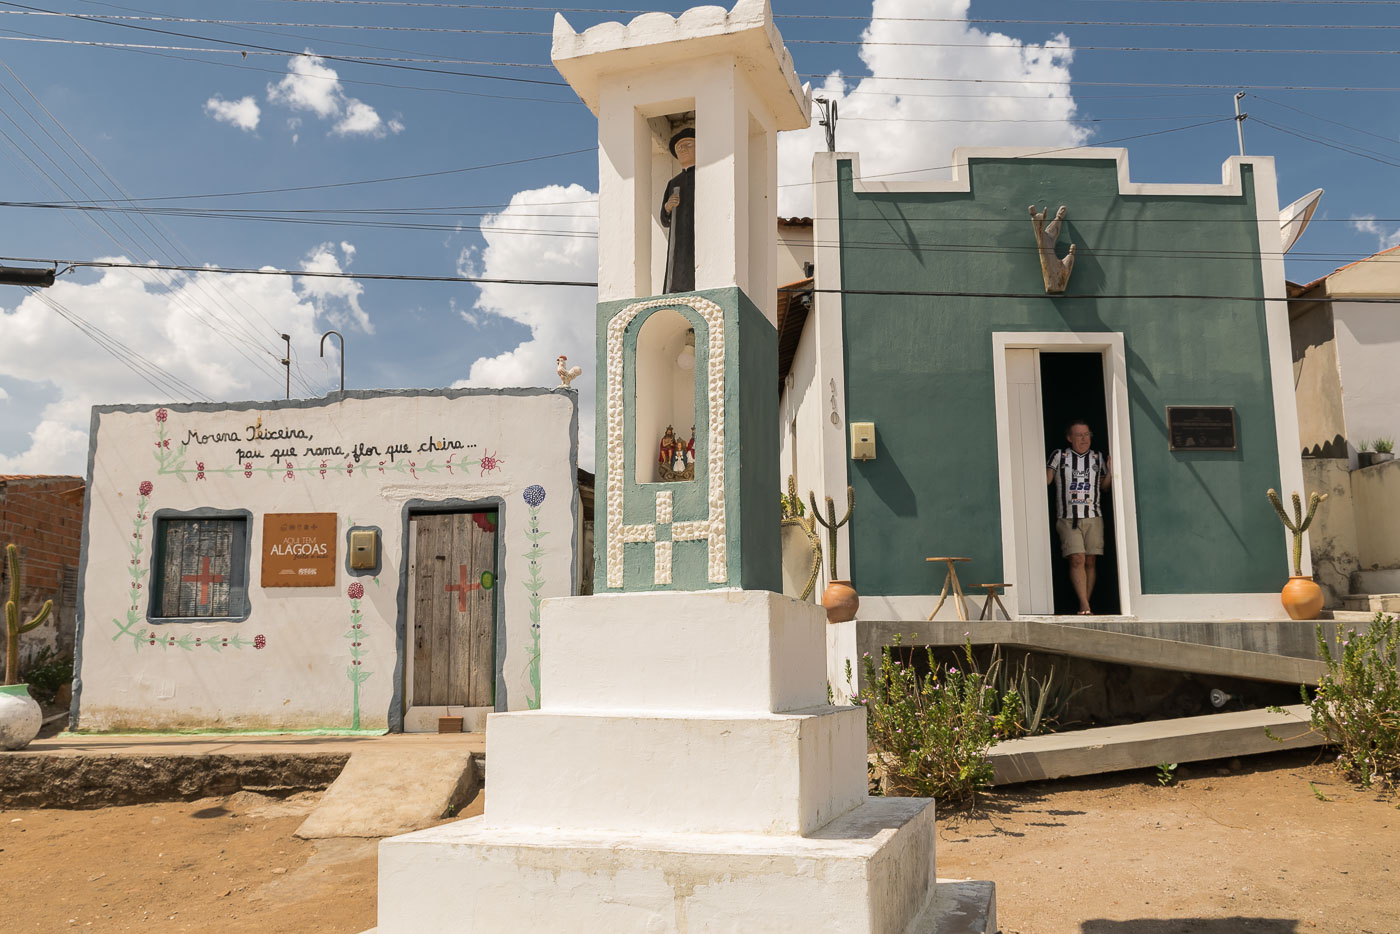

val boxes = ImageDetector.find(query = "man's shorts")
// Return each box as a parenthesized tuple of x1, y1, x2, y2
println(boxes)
(1055, 516, 1104, 557)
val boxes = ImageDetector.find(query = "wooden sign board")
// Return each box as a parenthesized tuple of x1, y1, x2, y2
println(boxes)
(1167, 406, 1238, 452)
(261, 513, 338, 587)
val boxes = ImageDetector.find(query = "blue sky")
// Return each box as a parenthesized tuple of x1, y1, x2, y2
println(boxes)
(2, 0, 1398, 472)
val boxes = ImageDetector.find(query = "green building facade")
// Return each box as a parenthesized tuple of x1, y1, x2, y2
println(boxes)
(782, 149, 1306, 620)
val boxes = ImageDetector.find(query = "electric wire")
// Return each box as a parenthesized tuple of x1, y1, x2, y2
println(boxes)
(15, 8, 1400, 35)
(0, 60, 314, 393)
(10, 256, 1400, 299)
(22, 286, 217, 402)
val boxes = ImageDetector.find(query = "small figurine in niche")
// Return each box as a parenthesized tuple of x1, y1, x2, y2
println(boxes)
(657, 424, 696, 481)
(660, 127, 696, 294)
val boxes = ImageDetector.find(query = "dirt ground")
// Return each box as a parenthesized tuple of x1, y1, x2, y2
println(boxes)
(1, 748, 1395, 934)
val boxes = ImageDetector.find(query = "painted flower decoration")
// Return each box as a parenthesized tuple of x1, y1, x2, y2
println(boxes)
(138, 480, 153, 497)
(253, 634, 267, 650)
(347, 581, 365, 600)
(155, 408, 168, 423)
(523, 485, 546, 508)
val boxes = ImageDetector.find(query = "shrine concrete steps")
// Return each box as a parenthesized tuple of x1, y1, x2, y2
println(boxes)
(987, 703, 1321, 785)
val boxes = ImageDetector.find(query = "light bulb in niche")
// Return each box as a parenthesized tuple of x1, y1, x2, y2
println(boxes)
(676, 327, 696, 370)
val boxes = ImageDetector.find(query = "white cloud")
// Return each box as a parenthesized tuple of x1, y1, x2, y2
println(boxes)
(776, 0, 1088, 214)
(0, 386, 9, 401)
(0, 251, 373, 474)
(1350, 215, 1400, 251)
(204, 95, 261, 132)
(299, 242, 373, 334)
(452, 185, 599, 465)
(266, 51, 403, 139)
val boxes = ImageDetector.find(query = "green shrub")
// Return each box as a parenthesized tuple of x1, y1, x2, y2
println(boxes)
(850, 637, 1019, 806)
(1309, 614, 1400, 791)
(992, 651, 1089, 737)
(20, 645, 72, 704)
(1375, 437, 1395, 455)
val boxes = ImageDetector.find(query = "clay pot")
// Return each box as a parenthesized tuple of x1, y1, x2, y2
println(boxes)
(822, 580, 860, 624)
(0, 683, 42, 751)
(1281, 576, 1325, 621)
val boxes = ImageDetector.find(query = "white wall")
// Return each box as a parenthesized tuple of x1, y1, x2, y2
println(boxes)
(777, 221, 813, 287)
(779, 304, 830, 598)
(634, 310, 698, 484)
(1334, 300, 1400, 452)
(74, 389, 576, 732)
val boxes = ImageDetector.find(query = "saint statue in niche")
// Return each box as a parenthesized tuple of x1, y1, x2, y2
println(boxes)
(657, 424, 696, 482)
(660, 128, 696, 294)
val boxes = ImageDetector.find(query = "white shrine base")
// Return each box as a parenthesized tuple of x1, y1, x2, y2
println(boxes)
(374, 589, 995, 932)
(377, 796, 939, 934)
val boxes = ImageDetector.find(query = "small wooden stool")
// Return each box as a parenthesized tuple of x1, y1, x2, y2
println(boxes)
(925, 557, 972, 620)
(978, 583, 1012, 621)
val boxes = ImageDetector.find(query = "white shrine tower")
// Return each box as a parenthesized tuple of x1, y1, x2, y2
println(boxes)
(372, 3, 995, 931)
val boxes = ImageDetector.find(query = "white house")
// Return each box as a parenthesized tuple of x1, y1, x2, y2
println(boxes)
(72, 388, 578, 733)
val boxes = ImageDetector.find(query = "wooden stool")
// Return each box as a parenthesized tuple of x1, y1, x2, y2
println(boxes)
(925, 557, 971, 620)
(978, 583, 1012, 621)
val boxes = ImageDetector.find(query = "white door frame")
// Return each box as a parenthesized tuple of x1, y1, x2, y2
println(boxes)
(992, 332, 1142, 618)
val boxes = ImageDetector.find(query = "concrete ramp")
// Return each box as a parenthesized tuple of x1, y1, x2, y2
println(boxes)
(990, 703, 1321, 785)
(295, 749, 479, 839)
(845, 619, 1327, 687)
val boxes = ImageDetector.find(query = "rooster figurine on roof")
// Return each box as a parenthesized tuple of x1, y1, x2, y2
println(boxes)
(556, 354, 583, 389)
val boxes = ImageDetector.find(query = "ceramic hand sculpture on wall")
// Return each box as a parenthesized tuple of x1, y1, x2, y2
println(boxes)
(660, 128, 697, 294)
(1029, 204, 1076, 293)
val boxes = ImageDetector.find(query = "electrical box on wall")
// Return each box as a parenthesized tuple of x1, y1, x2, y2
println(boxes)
(348, 528, 379, 570)
(851, 422, 876, 461)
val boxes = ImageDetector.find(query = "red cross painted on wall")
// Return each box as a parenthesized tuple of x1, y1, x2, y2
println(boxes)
(444, 564, 484, 613)
(181, 556, 225, 605)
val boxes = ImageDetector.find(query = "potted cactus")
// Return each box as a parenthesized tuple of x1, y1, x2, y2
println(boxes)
(1267, 489, 1327, 621)
(2, 543, 52, 750)
(809, 486, 857, 623)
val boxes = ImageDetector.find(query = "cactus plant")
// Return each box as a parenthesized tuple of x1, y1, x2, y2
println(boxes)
(1267, 489, 1327, 577)
(5, 544, 53, 686)
(809, 486, 854, 582)
(780, 475, 823, 601)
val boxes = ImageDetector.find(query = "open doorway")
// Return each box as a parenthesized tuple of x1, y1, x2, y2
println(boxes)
(1039, 352, 1121, 616)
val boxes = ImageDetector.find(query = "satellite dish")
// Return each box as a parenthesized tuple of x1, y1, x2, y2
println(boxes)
(1279, 188, 1323, 254)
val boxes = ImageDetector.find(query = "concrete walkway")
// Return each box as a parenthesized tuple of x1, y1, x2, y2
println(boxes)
(1, 732, 484, 810)
(23, 731, 484, 757)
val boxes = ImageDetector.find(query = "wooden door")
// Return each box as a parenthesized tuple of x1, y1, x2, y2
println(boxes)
(410, 511, 497, 708)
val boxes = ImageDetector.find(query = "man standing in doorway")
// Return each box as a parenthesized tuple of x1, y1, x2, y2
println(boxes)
(1046, 420, 1111, 615)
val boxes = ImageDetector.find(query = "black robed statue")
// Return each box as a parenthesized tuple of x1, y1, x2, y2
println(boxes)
(659, 128, 696, 294)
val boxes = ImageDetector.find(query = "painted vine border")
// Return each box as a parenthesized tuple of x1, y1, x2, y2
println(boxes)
(522, 484, 548, 710)
(110, 479, 267, 653)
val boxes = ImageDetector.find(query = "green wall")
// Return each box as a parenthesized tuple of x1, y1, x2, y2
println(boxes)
(838, 158, 1286, 597)
(594, 286, 780, 593)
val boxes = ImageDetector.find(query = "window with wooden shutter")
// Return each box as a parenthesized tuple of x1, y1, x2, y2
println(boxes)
(151, 515, 250, 620)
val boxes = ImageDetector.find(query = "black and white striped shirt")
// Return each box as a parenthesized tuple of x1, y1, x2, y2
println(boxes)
(1048, 448, 1105, 520)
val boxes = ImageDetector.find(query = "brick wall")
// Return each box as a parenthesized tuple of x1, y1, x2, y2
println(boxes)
(1, 476, 85, 660)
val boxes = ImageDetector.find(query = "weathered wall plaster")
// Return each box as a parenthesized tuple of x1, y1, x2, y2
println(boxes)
(1352, 457, 1400, 571)
(1301, 457, 1360, 607)
(73, 389, 577, 732)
